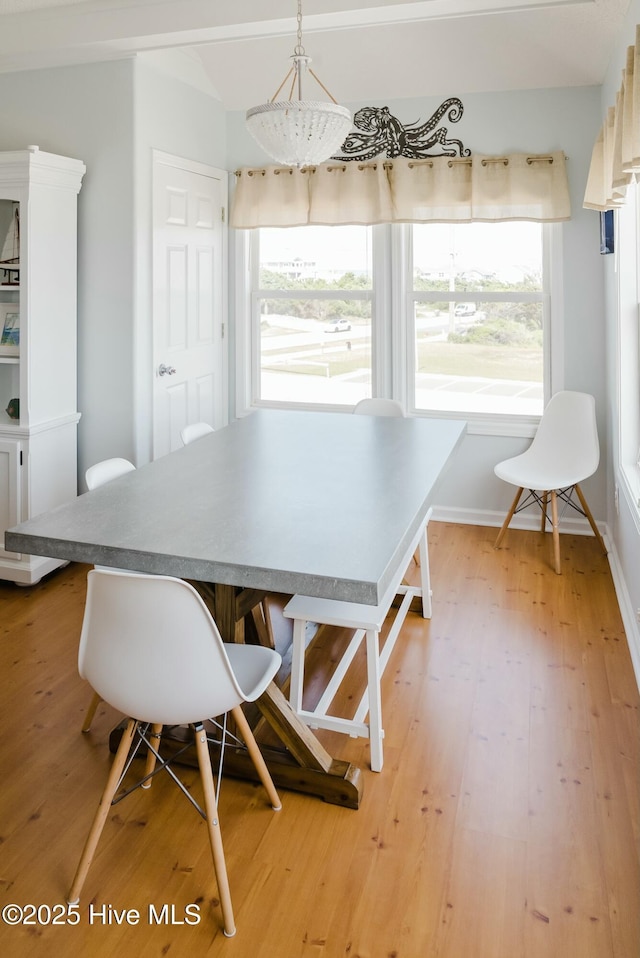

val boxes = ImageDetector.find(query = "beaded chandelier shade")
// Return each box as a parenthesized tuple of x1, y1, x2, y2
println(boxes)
(245, 0, 352, 167)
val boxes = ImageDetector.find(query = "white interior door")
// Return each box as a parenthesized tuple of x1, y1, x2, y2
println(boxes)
(152, 152, 227, 459)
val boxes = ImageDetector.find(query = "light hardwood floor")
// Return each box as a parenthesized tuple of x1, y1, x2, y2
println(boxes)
(0, 523, 638, 957)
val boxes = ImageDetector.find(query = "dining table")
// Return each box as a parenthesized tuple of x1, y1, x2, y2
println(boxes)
(6, 408, 466, 808)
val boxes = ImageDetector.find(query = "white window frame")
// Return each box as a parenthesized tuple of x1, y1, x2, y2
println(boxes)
(234, 222, 564, 438)
(616, 189, 640, 529)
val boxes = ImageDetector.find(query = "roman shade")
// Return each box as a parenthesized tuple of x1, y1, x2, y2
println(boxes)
(231, 152, 570, 228)
(584, 24, 640, 211)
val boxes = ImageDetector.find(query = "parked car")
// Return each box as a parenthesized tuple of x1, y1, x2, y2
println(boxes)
(454, 302, 476, 317)
(324, 317, 352, 332)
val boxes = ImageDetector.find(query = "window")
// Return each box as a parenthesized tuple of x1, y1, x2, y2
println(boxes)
(617, 187, 640, 522)
(244, 221, 558, 425)
(252, 226, 373, 406)
(409, 222, 545, 417)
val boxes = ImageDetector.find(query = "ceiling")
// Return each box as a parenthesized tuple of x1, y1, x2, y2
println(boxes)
(0, 0, 631, 109)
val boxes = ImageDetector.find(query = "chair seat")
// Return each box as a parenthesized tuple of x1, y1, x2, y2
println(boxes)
(494, 452, 587, 491)
(225, 643, 282, 701)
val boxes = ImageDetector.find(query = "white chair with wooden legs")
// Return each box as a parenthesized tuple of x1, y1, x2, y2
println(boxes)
(353, 397, 405, 417)
(85, 457, 135, 491)
(180, 422, 214, 445)
(81, 457, 137, 732)
(494, 391, 607, 574)
(67, 569, 282, 939)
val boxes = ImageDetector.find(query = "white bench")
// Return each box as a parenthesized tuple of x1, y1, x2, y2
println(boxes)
(283, 510, 432, 772)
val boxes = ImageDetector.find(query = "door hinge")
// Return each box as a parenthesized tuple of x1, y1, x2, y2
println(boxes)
(221, 322, 225, 339)
(221, 206, 226, 223)
(20, 451, 23, 465)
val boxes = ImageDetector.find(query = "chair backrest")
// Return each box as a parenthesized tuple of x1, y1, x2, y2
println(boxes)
(529, 391, 600, 482)
(181, 422, 214, 446)
(353, 398, 405, 417)
(79, 570, 277, 725)
(86, 458, 135, 491)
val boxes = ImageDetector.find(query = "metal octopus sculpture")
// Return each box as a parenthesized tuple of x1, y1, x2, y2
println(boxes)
(332, 98, 470, 161)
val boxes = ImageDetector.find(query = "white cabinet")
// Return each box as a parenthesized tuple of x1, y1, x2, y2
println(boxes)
(0, 146, 85, 584)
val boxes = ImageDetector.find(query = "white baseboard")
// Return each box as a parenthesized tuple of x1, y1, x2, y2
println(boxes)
(606, 537, 640, 692)
(430, 505, 640, 693)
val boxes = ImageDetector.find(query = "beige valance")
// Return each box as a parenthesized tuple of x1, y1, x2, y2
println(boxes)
(230, 152, 571, 228)
(584, 24, 640, 211)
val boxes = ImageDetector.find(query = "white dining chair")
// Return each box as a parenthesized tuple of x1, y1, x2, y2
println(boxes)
(67, 569, 282, 938)
(353, 397, 405, 417)
(81, 457, 136, 732)
(181, 422, 214, 445)
(85, 457, 135, 491)
(494, 390, 607, 573)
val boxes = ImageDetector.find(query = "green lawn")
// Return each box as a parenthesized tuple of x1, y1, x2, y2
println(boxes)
(416, 341, 542, 381)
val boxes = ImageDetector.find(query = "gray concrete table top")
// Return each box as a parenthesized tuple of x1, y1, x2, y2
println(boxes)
(6, 409, 466, 604)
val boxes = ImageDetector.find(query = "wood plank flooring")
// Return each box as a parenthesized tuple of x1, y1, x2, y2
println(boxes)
(0, 523, 638, 957)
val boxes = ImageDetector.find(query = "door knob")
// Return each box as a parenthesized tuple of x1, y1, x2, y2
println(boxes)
(158, 363, 176, 376)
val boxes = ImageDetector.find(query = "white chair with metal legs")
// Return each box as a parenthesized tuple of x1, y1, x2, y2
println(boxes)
(85, 457, 135, 491)
(181, 422, 214, 445)
(67, 569, 282, 938)
(81, 457, 137, 732)
(353, 397, 405, 417)
(494, 390, 607, 574)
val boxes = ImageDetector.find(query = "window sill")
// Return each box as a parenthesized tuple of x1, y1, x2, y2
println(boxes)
(252, 399, 539, 439)
(413, 408, 539, 439)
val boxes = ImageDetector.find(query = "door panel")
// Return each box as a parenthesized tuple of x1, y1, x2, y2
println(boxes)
(152, 154, 227, 459)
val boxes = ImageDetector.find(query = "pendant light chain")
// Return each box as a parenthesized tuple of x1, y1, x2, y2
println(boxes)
(294, 0, 305, 56)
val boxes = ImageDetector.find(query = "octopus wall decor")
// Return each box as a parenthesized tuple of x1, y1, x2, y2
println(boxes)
(331, 98, 470, 161)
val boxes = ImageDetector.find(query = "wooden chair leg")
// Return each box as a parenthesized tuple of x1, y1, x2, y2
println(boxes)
(231, 705, 282, 811)
(141, 724, 163, 789)
(193, 724, 236, 938)
(81, 690, 102, 733)
(68, 718, 137, 904)
(574, 483, 608, 556)
(494, 487, 524, 549)
(550, 490, 561, 574)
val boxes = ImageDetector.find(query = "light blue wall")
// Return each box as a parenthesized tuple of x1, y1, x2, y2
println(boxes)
(0, 57, 228, 479)
(0, 60, 136, 479)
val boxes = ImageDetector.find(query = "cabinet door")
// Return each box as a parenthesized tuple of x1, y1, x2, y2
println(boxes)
(0, 438, 21, 559)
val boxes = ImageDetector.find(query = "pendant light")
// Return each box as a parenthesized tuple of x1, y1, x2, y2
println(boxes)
(245, 0, 352, 167)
